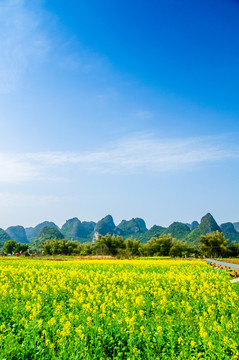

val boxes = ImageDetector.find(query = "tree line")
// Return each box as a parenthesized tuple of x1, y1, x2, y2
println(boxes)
(2, 230, 239, 258)
(38, 234, 198, 257)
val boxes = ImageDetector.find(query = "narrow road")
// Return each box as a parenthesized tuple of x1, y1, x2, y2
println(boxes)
(205, 259, 239, 270)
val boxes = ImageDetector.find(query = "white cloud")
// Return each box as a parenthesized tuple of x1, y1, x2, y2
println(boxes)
(0, 153, 39, 183)
(0, 0, 49, 93)
(27, 134, 239, 172)
(0, 134, 238, 183)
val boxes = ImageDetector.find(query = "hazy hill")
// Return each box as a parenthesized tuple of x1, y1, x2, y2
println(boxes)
(82, 221, 96, 235)
(117, 218, 147, 236)
(191, 221, 199, 231)
(61, 218, 95, 243)
(61, 217, 83, 240)
(2, 213, 239, 248)
(37, 226, 64, 241)
(30, 226, 64, 250)
(0, 228, 11, 247)
(220, 222, 237, 233)
(6, 226, 28, 244)
(186, 221, 199, 231)
(220, 222, 239, 243)
(134, 225, 166, 243)
(185, 213, 221, 245)
(163, 222, 191, 240)
(233, 222, 239, 232)
(94, 215, 121, 236)
(26, 221, 59, 242)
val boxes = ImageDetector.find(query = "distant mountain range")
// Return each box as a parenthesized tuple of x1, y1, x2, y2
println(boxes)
(1, 213, 239, 249)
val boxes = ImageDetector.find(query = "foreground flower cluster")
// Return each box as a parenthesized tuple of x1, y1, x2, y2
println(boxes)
(0, 259, 238, 359)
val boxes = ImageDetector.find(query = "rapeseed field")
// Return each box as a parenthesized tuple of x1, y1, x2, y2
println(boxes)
(0, 259, 238, 359)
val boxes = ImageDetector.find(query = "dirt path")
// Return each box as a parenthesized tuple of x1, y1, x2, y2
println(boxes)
(205, 259, 239, 270)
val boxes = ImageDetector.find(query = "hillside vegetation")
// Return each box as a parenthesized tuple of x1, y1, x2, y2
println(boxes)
(30, 226, 64, 250)
(1, 212, 239, 250)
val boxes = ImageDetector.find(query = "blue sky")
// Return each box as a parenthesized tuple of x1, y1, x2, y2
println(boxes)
(0, 0, 239, 229)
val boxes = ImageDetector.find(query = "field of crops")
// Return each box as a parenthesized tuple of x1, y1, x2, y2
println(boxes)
(0, 259, 238, 359)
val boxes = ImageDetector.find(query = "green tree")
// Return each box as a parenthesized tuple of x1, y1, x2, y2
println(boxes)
(125, 238, 141, 256)
(93, 234, 125, 255)
(15, 243, 29, 253)
(169, 240, 188, 257)
(79, 243, 92, 256)
(3, 240, 17, 254)
(226, 242, 239, 257)
(41, 238, 80, 255)
(200, 231, 228, 258)
(145, 235, 172, 256)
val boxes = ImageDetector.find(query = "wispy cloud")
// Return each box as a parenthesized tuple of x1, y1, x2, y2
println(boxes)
(0, 153, 39, 183)
(0, 134, 238, 183)
(26, 134, 239, 171)
(0, 0, 114, 94)
(0, 0, 49, 93)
